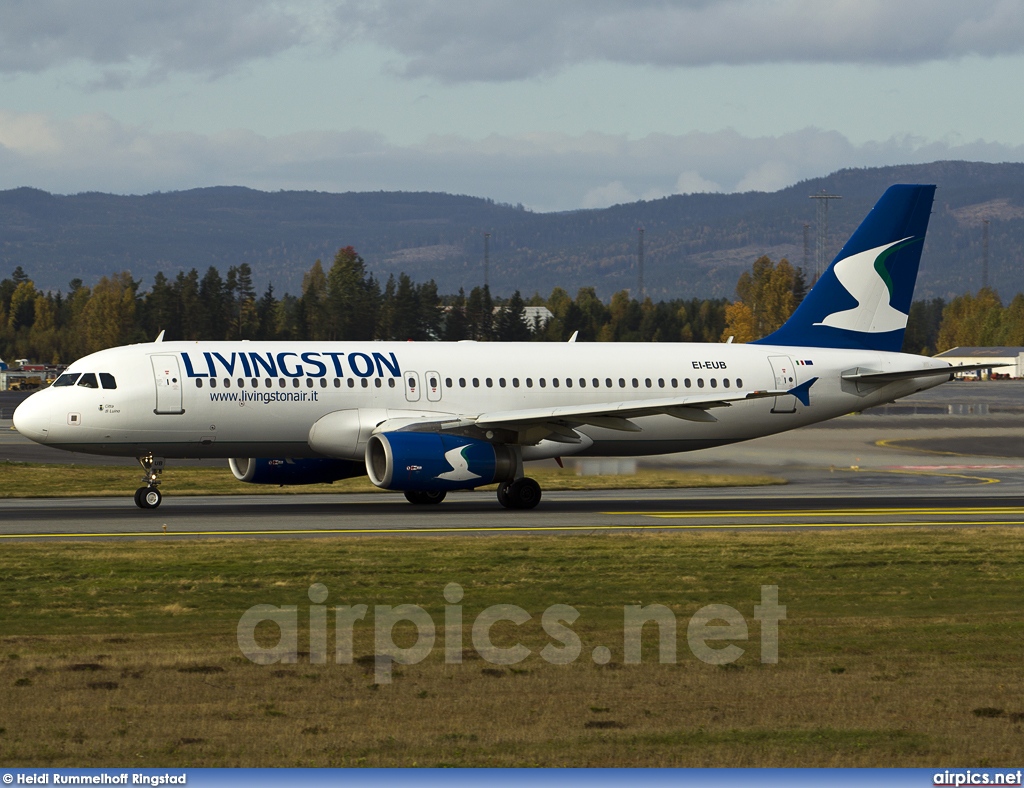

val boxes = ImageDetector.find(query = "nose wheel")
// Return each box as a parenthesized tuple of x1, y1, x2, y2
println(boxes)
(134, 486, 163, 509)
(134, 454, 165, 510)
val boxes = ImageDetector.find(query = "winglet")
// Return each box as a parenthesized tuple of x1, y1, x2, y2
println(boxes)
(788, 377, 818, 407)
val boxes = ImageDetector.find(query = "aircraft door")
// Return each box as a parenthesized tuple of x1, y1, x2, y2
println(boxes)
(425, 371, 442, 402)
(768, 355, 797, 414)
(405, 371, 421, 402)
(151, 355, 185, 415)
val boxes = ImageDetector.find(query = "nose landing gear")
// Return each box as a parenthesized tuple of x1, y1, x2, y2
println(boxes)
(134, 455, 165, 510)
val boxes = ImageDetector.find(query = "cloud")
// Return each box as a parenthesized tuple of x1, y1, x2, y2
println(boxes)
(675, 171, 722, 194)
(336, 0, 1024, 82)
(3, 2, 1023, 84)
(0, 1, 332, 79)
(2, 111, 1023, 211)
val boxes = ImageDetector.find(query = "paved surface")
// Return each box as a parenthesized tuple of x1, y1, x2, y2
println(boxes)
(3, 381, 1024, 539)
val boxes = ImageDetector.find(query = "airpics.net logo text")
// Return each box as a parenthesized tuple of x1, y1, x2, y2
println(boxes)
(237, 583, 785, 684)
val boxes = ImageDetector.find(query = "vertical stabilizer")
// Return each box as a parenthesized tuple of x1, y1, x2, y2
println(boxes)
(754, 184, 935, 352)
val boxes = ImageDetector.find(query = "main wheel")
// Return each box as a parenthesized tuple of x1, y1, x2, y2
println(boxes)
(138, 487, 162, 510)
(504, 478, 541, 510)
(496, 482, 511, 508)
(404, 490, 447, 505)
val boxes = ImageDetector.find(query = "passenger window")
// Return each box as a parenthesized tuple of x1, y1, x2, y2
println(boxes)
(361, 379, 368, 388)
(196, 379, 203, 389)
(334, 379, 341, 388)
(723, 379, 730, 388)
(685, 378, 691, 388)
(645, 378, 652, 388)
(711, 379, 718, 388)
(563, 378, 571, 388)
(238, 378, 245, 388)
(552, 378, 560, 388)
(224, 378, 231, 388)
(53, 373, 81, 387)
(512, 378, 520, 388)
(592, 378, 599, 388)
(485, 378, 493, 387)
(605, 378, 612, 388)
(320, 378, 327, 388)
(539, 378, 546, 388)
(99, 373, 117, 389)
(445, 378, 453, 388)
(77, 373, 99, 388)
(292, 379, 299, 388)
(737, 378, 743, 388)
(499, 378, 506, 387)
(632, 378, 639, 388)
(618, 378, 625, 388)
(278, 378, 285, 388)
(348, 379, 355, 388)
(459, 378, 467, 387)
(374, 379, 382, 388)
(579, 378, 586, 388)
(251, 379, 259, 388)
(388, 379, 395, 388)
(210, 378, 217, 388)
(671, 378, 678, 387)
(697, 378, 704, 388)
(473, 378, 480, 388)
(305, 378, 313, 388)
(526, 378, 533, 388)
(429, 376, 438, 388)
(658, 378, 665, 388)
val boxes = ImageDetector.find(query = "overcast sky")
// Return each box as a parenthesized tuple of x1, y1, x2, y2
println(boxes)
(1, 1, 1023, 211)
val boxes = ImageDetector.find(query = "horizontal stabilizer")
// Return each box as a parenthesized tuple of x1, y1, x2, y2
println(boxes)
(842, 363, 1011, 384)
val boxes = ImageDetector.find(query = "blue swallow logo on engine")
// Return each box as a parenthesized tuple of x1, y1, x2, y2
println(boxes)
(436, 445, 481, 482)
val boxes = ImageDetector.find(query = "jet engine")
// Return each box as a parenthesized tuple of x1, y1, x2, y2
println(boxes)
(228, 457, 365, 485)
(365, 432, 517, 491)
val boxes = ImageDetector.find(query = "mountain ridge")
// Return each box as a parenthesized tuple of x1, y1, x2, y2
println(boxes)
(1, 160, 1022, 299)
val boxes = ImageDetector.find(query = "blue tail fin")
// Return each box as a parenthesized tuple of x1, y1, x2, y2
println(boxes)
(754, 184, 936, 352)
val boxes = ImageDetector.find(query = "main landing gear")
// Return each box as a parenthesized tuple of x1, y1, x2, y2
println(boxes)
(134, 454, 165, 510)
(497, 477, 542, 510)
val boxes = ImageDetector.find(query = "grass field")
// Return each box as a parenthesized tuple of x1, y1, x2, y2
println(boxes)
(1, 528, 1022, 766)
(0, 461, 784, 498)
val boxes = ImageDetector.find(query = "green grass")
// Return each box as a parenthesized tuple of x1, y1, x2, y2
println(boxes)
(0, 528, 1022, 766)
(0, 460, 784, 498)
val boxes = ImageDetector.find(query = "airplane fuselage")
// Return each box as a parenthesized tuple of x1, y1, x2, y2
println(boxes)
(14, 339, 949, 461)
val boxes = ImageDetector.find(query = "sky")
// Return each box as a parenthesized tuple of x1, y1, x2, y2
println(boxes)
(1, 1, 1023, 212)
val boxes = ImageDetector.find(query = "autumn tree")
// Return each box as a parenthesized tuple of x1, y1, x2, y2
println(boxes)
(722, 256, 802, 342)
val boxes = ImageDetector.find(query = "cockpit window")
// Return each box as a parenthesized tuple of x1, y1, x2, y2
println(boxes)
(99, 373, 117, 389)
(52, 373, 81, 387)
(77, 373, 99, 389)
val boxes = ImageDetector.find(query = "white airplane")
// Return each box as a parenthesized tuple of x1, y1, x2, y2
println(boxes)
(12, 185, 994, 510)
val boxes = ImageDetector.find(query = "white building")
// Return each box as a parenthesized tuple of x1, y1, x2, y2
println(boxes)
(933, 347, 1024, 379)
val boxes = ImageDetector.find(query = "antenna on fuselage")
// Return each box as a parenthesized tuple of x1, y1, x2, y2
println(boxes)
(154, 330, 165, 343)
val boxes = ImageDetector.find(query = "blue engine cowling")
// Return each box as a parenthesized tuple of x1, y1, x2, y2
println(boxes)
(365, 432, 517, 491)
(229, 457, 365, 485)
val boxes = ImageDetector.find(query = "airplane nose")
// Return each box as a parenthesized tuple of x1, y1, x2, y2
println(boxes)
(13, 393, 51, 444)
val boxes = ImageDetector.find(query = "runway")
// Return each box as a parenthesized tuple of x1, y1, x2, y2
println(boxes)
(3, 489, 1024, 540)
(4, 381, 1024, 540)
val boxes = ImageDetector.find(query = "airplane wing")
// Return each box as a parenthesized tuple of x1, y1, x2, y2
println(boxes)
(842, 362, 1011, 384)
(377, 383, 810, 445)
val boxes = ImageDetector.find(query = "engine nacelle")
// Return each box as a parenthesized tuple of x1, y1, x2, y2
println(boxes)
(365, 432, 517, 492)
(229, 457, 365, 486)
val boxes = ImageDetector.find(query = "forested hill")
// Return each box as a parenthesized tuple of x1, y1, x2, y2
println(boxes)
(2, 160, 1023, 300)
